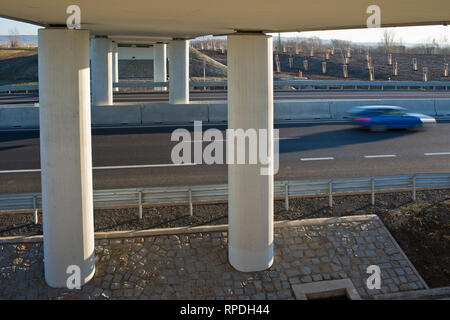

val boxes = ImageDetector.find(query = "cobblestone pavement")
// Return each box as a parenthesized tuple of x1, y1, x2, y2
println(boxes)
(0, 215, 427, 300)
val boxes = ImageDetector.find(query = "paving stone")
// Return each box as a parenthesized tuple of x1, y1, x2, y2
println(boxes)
(0, 216, 426, 300)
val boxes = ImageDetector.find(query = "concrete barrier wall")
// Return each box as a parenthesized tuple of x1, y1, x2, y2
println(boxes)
(275, 101, 331, 120)
(0, 106, 39, 128)
(330, 100, 375, 119)
(1, 99, 448, 128)
(208, 101, 331, 122)
(208, 103, 227, 122)
(91, 105, 141, 126)
(380, 99, 436, 116)
(435, 100, 450, 116)
(141, 103, 209, 124)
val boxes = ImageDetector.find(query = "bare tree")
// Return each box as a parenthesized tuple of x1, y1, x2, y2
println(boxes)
(381, 29, 396, 53)
(421, 37, 440, 54)
(8, 28, 21, 48)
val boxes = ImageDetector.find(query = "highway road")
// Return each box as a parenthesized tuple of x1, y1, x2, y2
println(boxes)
(1, 90, 450, 105)
(0, 121, 449, 194)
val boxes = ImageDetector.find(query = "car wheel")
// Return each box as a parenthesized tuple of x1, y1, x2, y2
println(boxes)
(369, 124, 386, 132)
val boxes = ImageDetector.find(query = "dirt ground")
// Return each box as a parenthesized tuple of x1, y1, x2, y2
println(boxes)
(199, 48, 449, 82)
(0, 48, 38, 85)
(1, 188, 448, 288)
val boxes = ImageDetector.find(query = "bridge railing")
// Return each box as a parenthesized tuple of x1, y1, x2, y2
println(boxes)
(1, 173, 449, 223)
(1, 80, 449, 93)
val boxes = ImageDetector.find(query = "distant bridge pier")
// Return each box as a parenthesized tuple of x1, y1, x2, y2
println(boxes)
(227, 33, 274, 272)
(112, 42, 119, 92)
(91, 36, 113, 105)
(38, 28, 95, 288)
(169, 39, 189, 104)
(154, 43, 168, 91)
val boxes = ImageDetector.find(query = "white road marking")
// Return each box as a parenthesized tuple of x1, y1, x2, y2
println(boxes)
(93, 163, 197, 170)
(186, 137, 300, 143)
(424, 152, 450, 156)
(300, 157, 334, 161)
(364, 154, 397, 159)
(0, 163, 197, 174)
(0, 169, 41, 174)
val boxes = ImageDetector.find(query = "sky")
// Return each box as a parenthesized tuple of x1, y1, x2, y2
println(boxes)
(281, 25, 449, 45)
(0, 17, 448, 45)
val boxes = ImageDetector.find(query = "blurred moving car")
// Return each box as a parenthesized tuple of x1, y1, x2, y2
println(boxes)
(347, 105, 436, 132)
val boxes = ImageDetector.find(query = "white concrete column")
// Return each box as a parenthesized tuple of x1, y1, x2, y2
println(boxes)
(91, 37, 113, 105)
(168, 39, 189, 104)
(38, 28, 95, 288)
(154, 42, 167, 91)
(227, 33, 274, 272)
(112, 42, 119, 92)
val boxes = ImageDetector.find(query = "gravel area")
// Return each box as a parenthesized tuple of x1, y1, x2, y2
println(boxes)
(1, 188, 449, 287)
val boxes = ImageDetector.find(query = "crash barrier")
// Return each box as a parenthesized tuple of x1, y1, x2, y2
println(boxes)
(1, 99, 448, 128)
(1, 173, 449, 222)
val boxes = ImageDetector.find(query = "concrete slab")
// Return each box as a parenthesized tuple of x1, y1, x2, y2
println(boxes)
(292, 278, 361, 300)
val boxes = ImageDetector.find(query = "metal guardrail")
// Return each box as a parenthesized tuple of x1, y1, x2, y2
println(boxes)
(1, 173, 449, 223)
(0, 84, 39, 93)
(113, 80, 450, 91)
(1, 80, 449, 93)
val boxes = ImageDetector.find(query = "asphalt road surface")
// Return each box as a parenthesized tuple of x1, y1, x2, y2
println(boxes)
(0, 121, 449, 194)
(1, 90, 450, 105)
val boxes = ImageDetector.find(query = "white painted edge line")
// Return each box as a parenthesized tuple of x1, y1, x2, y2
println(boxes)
(300, 157, 334, 161)
(424, 152, 450, 156)
(187, 137, 299, 143)
(93, 163, 197, 170)
(0, 163, 197, 174)
(364, 154, 397, 159)
(0, 169, 41, 174)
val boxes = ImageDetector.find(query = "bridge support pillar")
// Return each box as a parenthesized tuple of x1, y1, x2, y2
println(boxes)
(169, 39, 189, 104)
(112, 42, 119, 92)
(154, 43, 167, 91)
(91, 36, 113, 105)
(227, 33, 274, 272)
(38, 28, 95, 288)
